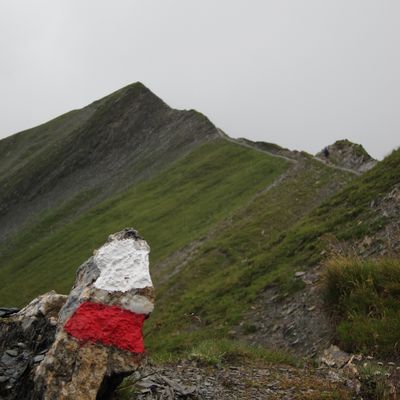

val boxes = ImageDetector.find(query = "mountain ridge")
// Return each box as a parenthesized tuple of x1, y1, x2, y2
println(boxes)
(1, 82, 396, 350)
(1, 82, 399, 398)
(0, 82, 220, 243)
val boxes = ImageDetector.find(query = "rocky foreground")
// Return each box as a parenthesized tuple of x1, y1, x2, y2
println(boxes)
(125, 360, 354, 399)
(0, 294, 355, 400)
(1, 289, 398, 399)
(2, 225, 400, 399)
(0, 228, 155, 400)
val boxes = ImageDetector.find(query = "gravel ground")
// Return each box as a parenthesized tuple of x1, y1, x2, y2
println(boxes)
(121, 360, 354, 399)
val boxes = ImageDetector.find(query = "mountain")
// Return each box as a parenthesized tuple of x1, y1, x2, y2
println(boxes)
(1, 83, 398, 365)
(0, 82, 219, 243)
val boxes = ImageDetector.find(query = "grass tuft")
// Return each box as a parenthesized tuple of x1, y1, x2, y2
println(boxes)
(323, 257, 400, 357)
(187, 339, 298, 366)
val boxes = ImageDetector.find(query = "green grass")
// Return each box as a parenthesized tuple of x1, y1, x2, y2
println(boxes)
(143, 338, 298, 367)
(0, 104, 98, 213)
(0, 139, 288, 306)
(357, 361, 399, 400)
(145, 148, 400, 356)
(2, 131, 398, 361)
(145, 157, 353, 354)
(323, 257, 400, 357)
(0, 108, 94, 178)
(186, 338, 298, 366)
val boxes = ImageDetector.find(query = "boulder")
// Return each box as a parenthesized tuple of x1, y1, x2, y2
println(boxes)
(316, 140, 377, 173)
(319, 345, 351, 368)
(34, 228, 154, 399)
(0, 228, 154, 400)
(0, 291, 67, 400)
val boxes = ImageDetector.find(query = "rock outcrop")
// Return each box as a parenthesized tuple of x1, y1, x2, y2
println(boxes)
(0, 228, 154, 400)
(0, 291, 67, 399)
(316, 139, 377, 173)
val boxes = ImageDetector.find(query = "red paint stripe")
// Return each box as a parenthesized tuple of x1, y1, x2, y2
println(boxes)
(64, 302, 146, 353)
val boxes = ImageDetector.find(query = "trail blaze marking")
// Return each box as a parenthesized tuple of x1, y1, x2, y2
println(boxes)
(93, 239, 152, 292)
(64, 302, 146, 353)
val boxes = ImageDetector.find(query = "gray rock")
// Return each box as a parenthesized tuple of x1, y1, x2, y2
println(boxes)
(32, 355, 45, 364)
(0, 308, 20, 318)
(319, 345, 350, 368)
(57, 258, 100, 324)
(0, 291, 66, 400)
(1, 354, 16, 365)
(12, 371, 21, 379)
(34, 229, 154, 400)
(316, 140, 377, 173)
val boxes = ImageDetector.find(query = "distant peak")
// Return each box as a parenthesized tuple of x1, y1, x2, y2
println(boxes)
(118, 81, 150, 93)
(91, 81, 169, 111)
(316, 139, 377, 173)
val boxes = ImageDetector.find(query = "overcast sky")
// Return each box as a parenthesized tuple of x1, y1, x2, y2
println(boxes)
(1, 1, 399, 159)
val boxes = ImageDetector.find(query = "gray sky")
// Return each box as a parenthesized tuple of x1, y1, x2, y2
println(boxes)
(1, 1, 399, 159)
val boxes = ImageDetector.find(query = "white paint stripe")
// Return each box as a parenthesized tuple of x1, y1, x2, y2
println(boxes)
(93, 239, 153, 292)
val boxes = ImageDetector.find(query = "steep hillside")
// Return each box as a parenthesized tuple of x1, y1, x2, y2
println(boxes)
(231, 147, 400, 357)
(145, 154, 355, 355)
(0, 139, 289, 305)
(2, 82, 394, 364)
(138, 146, 399, 358)
(0, 82, 219, 242)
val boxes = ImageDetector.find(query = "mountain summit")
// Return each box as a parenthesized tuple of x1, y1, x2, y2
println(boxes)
(0, 82, 220, 242)
(316, 139, 377, 173)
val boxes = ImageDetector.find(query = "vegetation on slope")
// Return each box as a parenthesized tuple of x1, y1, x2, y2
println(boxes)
(0, 108, 96, 179)
(146, 148, 399, 358)
(0, 82, 219, 243)
(145, 157, 353, 356)
(304, 147, 399, 242)
(0, 139, 288, 306)
(2, 113, 397, 361)
(323, 257, 400, 357)
(0, 100, 99, 215)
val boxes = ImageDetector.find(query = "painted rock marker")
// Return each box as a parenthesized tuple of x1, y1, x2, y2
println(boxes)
(34, 228, 154, 400)
(64, 302, 146, 353)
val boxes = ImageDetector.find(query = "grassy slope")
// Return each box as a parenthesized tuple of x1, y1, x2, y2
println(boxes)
(3, 131, 395, 360)
(146, 157, 354, 355)
(0, 108, 96, 178)
(144, 148, 400, 357)
(0, 105, 98, 214)
(323, 257, 400, 356)
(0, 139, 288, 306)
(0, 83, 220, 247)
(0, 84, 146, 209)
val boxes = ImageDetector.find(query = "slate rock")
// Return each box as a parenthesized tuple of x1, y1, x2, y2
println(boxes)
(0, 308, 20, 318)
(319, 345, 351, 368)
(0, 291, 67, 400)
(32, 355, 45, 364)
